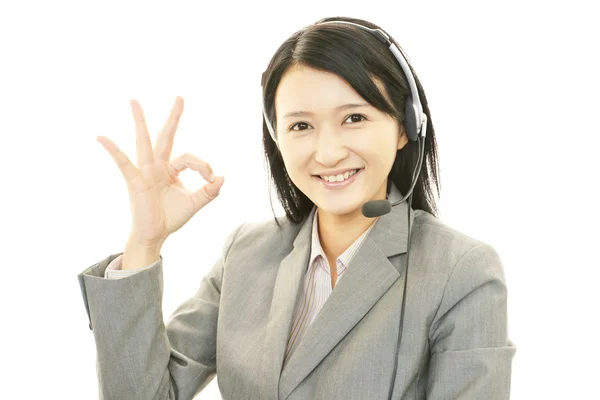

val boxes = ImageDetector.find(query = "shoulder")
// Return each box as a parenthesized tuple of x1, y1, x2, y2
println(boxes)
(410, 211, 509, 335)
(225, 214, 303, 260)
(412, 209, 499, 258)
(411, 209, 505, 285)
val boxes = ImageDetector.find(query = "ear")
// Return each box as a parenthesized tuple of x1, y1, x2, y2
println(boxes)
(397, 126, 409, 150)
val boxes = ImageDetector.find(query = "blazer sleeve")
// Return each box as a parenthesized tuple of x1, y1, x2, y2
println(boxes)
(426, 242, 517, 399)
(77, 223, 244, 400)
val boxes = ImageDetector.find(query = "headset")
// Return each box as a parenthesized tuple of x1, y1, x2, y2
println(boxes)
(261, 20, 428, 399)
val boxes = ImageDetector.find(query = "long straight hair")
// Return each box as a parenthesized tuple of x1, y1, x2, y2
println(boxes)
(261, 16, 441, 227)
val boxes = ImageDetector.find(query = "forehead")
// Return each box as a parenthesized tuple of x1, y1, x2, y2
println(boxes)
(274, 64, 387, 116)
(277, 65, 357, 98)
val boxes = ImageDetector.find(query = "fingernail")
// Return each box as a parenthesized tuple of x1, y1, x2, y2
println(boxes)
(209, 172, 215, 182)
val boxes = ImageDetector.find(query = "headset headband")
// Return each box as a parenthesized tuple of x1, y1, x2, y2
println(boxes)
(261, 20, 427, 145)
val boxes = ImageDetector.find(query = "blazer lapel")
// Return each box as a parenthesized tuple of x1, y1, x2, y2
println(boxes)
(260, 207, 314, 399)
(277, 183, 415, 400)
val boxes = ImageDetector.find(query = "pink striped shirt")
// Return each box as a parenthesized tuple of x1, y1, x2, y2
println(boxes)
(104, 210, 378, 368)
(282, 210, 377, 366)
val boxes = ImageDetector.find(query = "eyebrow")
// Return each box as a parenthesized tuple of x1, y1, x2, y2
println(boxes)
(282, 103, 370, 119)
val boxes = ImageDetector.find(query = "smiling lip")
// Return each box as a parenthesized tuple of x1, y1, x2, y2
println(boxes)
(314, 168, 363, 189)
(313, 167, 361, 176)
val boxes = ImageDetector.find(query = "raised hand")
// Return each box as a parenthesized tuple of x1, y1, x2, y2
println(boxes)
(96, 96, 224, 248)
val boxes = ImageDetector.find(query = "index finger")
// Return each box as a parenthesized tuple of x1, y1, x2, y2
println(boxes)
(154, 96, 184, 162)
(130, 99, 154, 168)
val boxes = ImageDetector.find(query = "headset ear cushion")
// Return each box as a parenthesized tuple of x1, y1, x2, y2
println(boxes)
(404, 97, 418, 142)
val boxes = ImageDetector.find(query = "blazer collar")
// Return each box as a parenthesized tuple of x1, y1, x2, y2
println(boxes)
(260, 182, 415, 400)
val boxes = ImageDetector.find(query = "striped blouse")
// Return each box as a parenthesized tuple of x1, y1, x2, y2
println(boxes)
(282, 210, 377, 366)
(104, 210, 377, 368)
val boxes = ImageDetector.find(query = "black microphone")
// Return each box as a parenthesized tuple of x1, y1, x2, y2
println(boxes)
(361, 199, 392, 218)
(361, 197, 411, 218)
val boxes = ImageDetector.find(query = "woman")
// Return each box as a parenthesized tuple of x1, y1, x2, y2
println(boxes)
(78, 16, 516, 399)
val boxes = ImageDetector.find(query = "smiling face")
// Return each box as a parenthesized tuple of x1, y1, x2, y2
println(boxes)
(274, 64, 408, 220)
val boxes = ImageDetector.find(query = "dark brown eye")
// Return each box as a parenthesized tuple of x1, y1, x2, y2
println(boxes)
(290, 122, 310, 131)
(345, 114, 367, 124)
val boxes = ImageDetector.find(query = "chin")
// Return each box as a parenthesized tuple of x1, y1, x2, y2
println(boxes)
(314, 198, 365, 217)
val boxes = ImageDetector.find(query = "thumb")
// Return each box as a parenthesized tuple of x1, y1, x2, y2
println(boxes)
(192, 176, 224, 207)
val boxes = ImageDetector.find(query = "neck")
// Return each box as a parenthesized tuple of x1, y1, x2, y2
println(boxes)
(315, 178, 389, 261)
(316, 207, 377, 262)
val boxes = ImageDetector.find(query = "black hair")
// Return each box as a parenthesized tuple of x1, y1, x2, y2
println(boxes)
(261, 16, 441, 227)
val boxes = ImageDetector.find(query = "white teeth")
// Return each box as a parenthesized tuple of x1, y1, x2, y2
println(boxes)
(320, 169, 359, 182)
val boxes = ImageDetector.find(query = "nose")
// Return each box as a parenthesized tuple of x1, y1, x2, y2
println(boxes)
(314, 127, 348, 167)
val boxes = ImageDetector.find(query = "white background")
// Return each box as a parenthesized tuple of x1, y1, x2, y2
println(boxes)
(1, 0, 598, 398)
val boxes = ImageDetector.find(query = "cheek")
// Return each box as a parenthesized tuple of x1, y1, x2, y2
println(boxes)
(355, 136, 396, 159)
(280, 151, 307, 176)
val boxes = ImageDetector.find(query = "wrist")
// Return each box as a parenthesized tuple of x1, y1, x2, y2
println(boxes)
(122, 237, 163, 271)
(126, 234, 165, 251)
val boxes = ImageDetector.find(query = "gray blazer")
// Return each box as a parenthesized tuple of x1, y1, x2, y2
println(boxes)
(78, 183, 516, 399)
